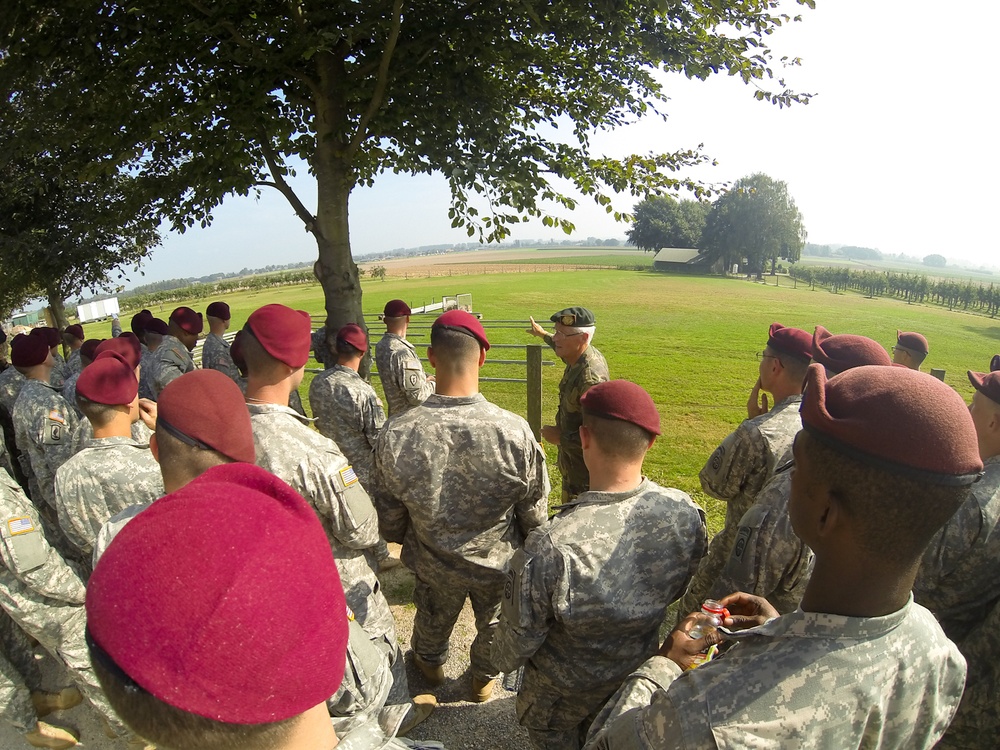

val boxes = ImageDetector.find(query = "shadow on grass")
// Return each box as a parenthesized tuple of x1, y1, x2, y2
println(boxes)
(965, 325, 1000, 341)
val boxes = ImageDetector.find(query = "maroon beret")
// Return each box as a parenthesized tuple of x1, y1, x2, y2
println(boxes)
(77, 352, 138, 405)
(206, 301, 231, 320)
(156, 370, 255, 463)
(32, 326, 61, 348)
(383, 299, 411, 317)
(811, 326, 892, 375)
(230, 330, 247, 373)
(801, 364, 983, 485)
(335, 324, 369, 353)
(245, 304, 312, 369)
(86, 463, 348, 724)
(767, 323, 812, 363)
(896, 330, 929, 355)
(990, 355, 1000, 373)
(131, 310, 154, 337)
(64, 324, 85, 341)
(170, 307, 204, 336)
(11, 333, 50, 368)
(96, 337, 141, 371)
(969, 370, 1000, 407)
(80, 338, 105, 365)
(432, 310, 490, 351)
(581, 379, 661, 436)
(145, 318, 169, 336)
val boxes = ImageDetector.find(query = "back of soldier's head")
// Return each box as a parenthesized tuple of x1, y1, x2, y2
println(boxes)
(86, 464, 349, 750)
(242, 305, 312, 379)
(581, 380, 660, 461)
(430, 310, 490, 371)
(798, 364, 982, 566)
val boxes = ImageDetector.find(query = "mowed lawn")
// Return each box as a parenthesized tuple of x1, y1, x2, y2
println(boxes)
(83, 270, 1000, 533)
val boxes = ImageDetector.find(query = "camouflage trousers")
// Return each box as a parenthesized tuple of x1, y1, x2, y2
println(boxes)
(0, 611, 41, 732)
(518, 681, 609, 750)
(677, 494, 755, 623)
(410, 575, 502, 682)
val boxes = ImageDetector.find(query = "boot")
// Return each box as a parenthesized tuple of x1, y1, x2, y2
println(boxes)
(412, 654, 445, 686)
(397, 693, 437, 735)
(471, 677, 497, 703)
(24, 722, 78, 749)
(30, 688, 83, 718)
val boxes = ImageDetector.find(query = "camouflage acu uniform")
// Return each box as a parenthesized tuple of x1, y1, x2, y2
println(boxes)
(710, 463, 813, 614)
(0, 369, 25, 486)
(374, 333, 434, 417)
(542, 338, 609, 501)
(0, 609, 43, 732)
(152, 334, 195, 397)
(913, 455, 1000, 748)
(63, 349, 82, 378)
(54, 437, 163, 560)
(0, 366, 26, 421)
(201, 332, 240, 384)
(678, 394, 802, 619)
(310, 365, 386, 488)
(0, 468, 129, 736)
(138, 344, 157, 401)
(493, 479, 706, 749)
(68, 418, 152, 457)
(374, 393, 549, 681)
(11, 380, 79, 510)
(247, 403, 394, 640)
(59, 371, 81, 417)
(584, 597, 964, 750)
(48, 353, 67, 390)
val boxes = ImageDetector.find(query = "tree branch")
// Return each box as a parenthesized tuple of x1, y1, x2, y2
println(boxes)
(346, 0, 404, 159)
(257, 137, 321, 239)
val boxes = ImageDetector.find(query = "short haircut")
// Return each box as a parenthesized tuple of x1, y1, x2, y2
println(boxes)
(770, 348, 810, 384)
(76, 395, 120, 428)
(336, 342, 364, 360)
(565, 324, 596, 342)
(582, 412, 653, 460)
(89, 636, 298, 750)
(154, 425, 234, 480)
(240, 327, 285, 378)
(430, 325, 481, 365)
(899, 345, 928, 367)
(801, 432, 969, 565)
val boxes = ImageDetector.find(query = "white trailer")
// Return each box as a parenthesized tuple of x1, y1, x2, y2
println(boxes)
(77, 298, 120, 323)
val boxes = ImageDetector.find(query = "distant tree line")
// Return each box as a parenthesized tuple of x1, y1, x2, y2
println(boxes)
(789, 266, 1000, 317)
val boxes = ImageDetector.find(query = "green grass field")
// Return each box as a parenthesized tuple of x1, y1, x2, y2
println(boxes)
(489, 253, 654, 267)
(81, 270, 1000, 534)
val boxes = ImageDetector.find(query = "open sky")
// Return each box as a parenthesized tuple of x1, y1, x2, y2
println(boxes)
(121, 0, 999, 289)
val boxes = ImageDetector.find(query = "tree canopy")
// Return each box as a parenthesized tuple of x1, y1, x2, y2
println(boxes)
(923, 254, 947, 268)
(700, 173, 806, 275)
(2, 0, 813, 343)
(626, 195, 709, 252)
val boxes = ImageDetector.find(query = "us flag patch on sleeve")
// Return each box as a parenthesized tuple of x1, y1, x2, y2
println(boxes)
(7, 517, 35, 536)
(47, 410, 65, 424)
(339, 466, 359, 487)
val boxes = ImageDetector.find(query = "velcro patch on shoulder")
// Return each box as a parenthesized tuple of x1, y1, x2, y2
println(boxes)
(47, 410, 66, 424)
(339, 465, 359, 487)
(7, 516, 35, 536)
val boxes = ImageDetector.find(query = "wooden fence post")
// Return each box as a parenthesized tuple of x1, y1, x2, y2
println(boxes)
(526, 344, 543, 441)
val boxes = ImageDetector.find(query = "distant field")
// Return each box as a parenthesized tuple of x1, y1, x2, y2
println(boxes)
(798, 255, 996, 282)
(83, 270, 1000, 533)
(487, 253, 654, 267)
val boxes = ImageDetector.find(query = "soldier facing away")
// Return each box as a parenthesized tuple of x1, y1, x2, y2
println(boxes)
(374, 310, 550, 703)
(201, 301, 240, 384)
(374, 299, 435, 417)
(526, 306, 609, 502)
(494, 379, 707, 750)
(584, 364, 977, 749)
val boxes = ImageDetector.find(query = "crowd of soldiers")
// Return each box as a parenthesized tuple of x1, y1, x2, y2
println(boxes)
(0, 297, 996, 750)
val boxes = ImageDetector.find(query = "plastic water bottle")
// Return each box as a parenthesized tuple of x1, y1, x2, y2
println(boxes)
(687, 599, 726, 640)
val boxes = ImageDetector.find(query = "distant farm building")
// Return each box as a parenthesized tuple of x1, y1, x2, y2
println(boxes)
(652, 247, 711, 273)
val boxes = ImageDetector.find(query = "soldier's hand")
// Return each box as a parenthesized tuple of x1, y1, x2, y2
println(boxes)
(526, 317, 548, 339)
(138, 399, 158, 430)
(747, 378, 769, 418)
(659, 613, 724, 669)
(718, 591, 779, 630)
(540, 425, 560, 444)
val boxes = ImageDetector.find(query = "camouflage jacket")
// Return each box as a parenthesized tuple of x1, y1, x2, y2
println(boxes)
(914, 455, 1000, 643)
(310, 365, 386, 488)
(0, 367, 26, 419)
(374, 333, 434, 418)
(201, 332, 241, 384)
(152, 335, 195, 397)
(544, 339, 609, 497)
(373, 393, 549, 589)
(64, 349, 83, 379)
(699, 394, 803, 512)
(585, 597, 965, 750)
(60, 372, 81, 417)
(49, 353, 67, 390)
(68, 418, 151, 457)
(711, 463, 814, 614)
(12, 380, 79, 509)
(138, 345, 157, 401)
(493, 478, 706, 731)
(247, 402, 393, 640)
(54, 437, 164, 559)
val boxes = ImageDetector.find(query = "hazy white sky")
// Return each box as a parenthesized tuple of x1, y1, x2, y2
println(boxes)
(123, 0, 999, 289)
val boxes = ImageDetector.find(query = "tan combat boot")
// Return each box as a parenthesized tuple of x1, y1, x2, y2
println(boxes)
(397, 693, 437, 735)
(30, 688, 83, 718)
(471, 676, 497, 703)
(412, 654, 445, 686)
(24, 721, 79, 749)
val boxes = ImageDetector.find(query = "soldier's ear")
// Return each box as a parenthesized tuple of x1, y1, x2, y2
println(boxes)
(477, 347, 486, 368)
(427, 347, 437, 368)
(149, 432, 160, 464)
